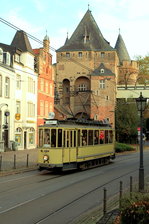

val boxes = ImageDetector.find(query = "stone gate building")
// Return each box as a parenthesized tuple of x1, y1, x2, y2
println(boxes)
(54, 9, 138, 127)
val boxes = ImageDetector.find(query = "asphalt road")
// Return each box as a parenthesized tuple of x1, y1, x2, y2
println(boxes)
(0, 151, 149, 224)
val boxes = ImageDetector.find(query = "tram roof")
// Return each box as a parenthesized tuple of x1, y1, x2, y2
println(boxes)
(39, 118, 112, 129)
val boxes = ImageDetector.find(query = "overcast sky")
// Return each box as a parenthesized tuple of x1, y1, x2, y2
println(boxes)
(0, 0, 148, 63)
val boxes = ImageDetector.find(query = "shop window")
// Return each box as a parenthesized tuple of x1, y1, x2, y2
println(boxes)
(15, 127, 22, 146)
(29, 128, 35, 145)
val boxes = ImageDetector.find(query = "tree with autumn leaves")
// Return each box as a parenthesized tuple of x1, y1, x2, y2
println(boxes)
(136, 55, 149, 85)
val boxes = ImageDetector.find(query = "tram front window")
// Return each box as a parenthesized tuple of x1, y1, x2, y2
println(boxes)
(51, 129, 56, 147)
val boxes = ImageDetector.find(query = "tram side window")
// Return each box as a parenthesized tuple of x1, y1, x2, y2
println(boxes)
(78, 130, 80, 146)
(109, 130, 113, 143)
(51, 129, 56, 147)
(88, 130, 93, 145)
(66, 131, 70, 147)
(39, 129, 43, 147)
(74, 131, 76, 147)
(100, 130, 104, 144)
(44, 129, 51, 146)
(58, 129, 62, 147)
(105, 130, 108, 144)
(70, 131, 73, 147)
(82, 129, 87, 146)
(94, 130, 99, 145)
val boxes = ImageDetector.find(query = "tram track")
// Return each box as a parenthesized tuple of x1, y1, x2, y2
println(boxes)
(34, 164, 147, 224)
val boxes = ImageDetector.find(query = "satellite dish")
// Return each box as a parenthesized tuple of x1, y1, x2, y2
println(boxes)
(49, 112, 55, 119)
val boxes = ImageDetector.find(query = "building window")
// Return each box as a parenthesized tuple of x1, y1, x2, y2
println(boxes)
(99, 80, 105, 89)
(45, 101, 49, 117)
(15, 54, 20, 62)
(66, 53, 70, 58)
(0, 48, 3, 63)
(29, 128, 35, 145)
(50, 84, 53, 96)
(28, 102, 35, 117)
(5, 77, 10, 97)
(16, 101, 21, 113)
(40, 78, 44, 91)
(16, 75, 21, 89)
(45, 82, 48, 94)
(40, 100, 44, 116)
(101, 52, 105, 58)
(3, 52, 10, 65)
(28, 77, 35, 93)
(0, 75, 2, 96)
(106, 96, 109, 100)
(78, 84, 86, 91)
(15, 128, 22, 147)
(78, 52, 82, 58)
(100, 69, 104, 73)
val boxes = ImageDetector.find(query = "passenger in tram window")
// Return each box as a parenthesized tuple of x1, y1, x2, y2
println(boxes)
(82, 137, 87, 146)
(100, 131, 104, 144)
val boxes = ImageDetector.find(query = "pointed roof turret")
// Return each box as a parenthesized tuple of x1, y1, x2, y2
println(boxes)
(115, 33, 131, 64)
(57, 10, 114, 52)
(11, 30, 34, 55)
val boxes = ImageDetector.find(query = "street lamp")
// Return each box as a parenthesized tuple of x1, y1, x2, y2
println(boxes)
(136, 92, 147, 192)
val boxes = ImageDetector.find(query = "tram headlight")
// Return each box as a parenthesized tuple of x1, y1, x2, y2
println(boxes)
(43, 155, 49, 162)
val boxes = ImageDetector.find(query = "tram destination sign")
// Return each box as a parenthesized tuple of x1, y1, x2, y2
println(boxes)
(45, 120, 57, 125)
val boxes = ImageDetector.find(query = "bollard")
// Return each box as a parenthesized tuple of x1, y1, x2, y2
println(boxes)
(119, 181, 123, 209)
(26, 154, 29, 167)
(0, 155, 2, 171)
(13, 154, 16, 169)
(130, 176, 133, 198)
(103, 187, 107, 215)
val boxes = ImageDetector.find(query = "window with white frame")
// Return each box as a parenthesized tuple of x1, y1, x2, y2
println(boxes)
(5, 77, 10, 97)
(28, 102, 35, 117)
(101, 52, 105, 58)
(3, 52, 10, 65)
(78, 83, 86, 91)
(16, 101, 21, 113)
(99, 80, 105, 89)
(28, 77, 35, 93)
(0, 48, 3, 62)
(0, 75, 2, 96)
(16, 75, 21, 89)
(15, 54, 20, 63)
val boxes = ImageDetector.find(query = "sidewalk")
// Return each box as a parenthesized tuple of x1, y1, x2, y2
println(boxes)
(0, 148, 38, 176)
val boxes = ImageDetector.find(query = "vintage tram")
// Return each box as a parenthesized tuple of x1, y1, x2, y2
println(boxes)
(37, 118, 115, 171)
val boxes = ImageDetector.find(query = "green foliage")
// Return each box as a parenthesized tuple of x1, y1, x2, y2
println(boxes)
(135, 55, 149, 84)
(115, 142, 135, 152)
(115, 99, 139, 143)
(120, 193, 149, 224)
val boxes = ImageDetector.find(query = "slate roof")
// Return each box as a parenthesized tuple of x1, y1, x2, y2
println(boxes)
(91, 63, 115, 76)
(11, 30, 34, 55)
(57, 10, 114, 52)
(115, 34, 131, 64)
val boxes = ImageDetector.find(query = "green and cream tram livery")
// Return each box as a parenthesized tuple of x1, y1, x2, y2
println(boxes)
(38, 119, 115, 171)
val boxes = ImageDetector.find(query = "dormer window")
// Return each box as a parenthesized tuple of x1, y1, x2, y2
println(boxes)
(0, 48, 3, 63)
(66, 53, 70, 58)
(15, 54, 20, 63)
(78, 52, 82, 58)
(101, 52, 105, 58)
(3, 52, 10, 65)
(100, 69, 104, 73)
